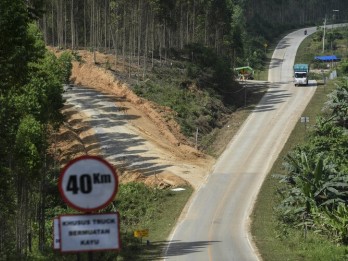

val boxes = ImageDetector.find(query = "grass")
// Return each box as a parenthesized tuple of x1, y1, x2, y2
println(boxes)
(43, 185, 193, 261)
(146, 187, 193, 242)
(66, 27, 346, 261)
(128, 186, 193, 261)
(251, 26, 348, 260)
(252, 79, 348, 261)
(132, 26, 348, 261)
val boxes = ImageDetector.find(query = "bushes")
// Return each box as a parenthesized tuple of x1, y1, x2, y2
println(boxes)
(133, 79, 228, 138)
(276, 81, 348, 244)
(338, 59, 348, 75)
(131, 43, 239, 144)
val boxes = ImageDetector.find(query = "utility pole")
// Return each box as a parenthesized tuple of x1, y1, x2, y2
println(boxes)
(322, 16, 326, 53)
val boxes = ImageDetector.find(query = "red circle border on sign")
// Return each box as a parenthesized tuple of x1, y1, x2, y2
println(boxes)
(58, 155, 118, 212)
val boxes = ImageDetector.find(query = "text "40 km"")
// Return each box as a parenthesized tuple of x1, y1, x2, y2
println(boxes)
(67, 173, 112, 194)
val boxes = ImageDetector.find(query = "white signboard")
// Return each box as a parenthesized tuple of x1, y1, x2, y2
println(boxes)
(300, 116, 309, 123)
(59, 155, 118, 212)
(59, 213, 121, 252)
(53, 218, 60, 250)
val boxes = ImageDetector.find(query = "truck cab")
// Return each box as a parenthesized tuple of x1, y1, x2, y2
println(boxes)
(293, 64, 309, 86)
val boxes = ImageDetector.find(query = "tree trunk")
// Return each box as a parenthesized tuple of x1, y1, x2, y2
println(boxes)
(38, 162, 46, 252)
(122, 7, 126, 72)
(143, 8, 148, 78)
(64, 0, 67, 48)
(71, 0, 74, 49)
(51, 3, 55, 46)
(84, 0, 87, 47)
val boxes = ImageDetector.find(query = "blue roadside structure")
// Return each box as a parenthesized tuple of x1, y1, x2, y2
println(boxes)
(314, 55, 341, 69)
(314, 55, 341, 62)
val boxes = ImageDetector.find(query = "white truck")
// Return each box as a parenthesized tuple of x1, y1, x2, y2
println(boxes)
(293, 64, 309, 86)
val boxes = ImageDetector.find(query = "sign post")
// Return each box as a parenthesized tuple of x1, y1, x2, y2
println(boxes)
(53, 218, 60, 250)
(56, 155, 120, 257)
(134, 229, 149, 244)
(59, 213, 121, 252)
(58, 155, 118, 212)
(300, 116, 310, 131)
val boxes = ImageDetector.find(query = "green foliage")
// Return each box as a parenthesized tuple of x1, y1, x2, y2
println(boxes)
(314, 28, 324, 42)
(27, 23, 46, 61)
(184, 43, 218, 68)
(277, 81, 348, 244)
(211, 58, 235, 103)
(73, 182, 192, 261)
(252, 78, 348, 260)
(323, 83, 348, 129)
(313, 203, 348, 244)
(71, 50, 83, 63)
(219, 3, 269, 71)
(133, 79, 228, 137)
(0, 0, 30, 92)
(25, 50, 70, 126)
(0, 1, 72, 258)
(114, 182, 166, 229)
(274, 34, 348, 239)
(15, 115, 43, 177)
(338, 59, 348, 74)
(57, 52, 73, 84)
(245, 37, 268, 70)
(182, 43, 238, 104)
(186, 63, 201, 78)
(132, 42, 241, 141)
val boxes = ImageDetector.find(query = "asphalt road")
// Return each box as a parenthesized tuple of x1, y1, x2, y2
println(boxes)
(163, 27, 319, 261)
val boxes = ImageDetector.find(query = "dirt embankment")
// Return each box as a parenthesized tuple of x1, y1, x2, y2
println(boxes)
(51, 49, 215, 189)
(71, 50, 188, 147)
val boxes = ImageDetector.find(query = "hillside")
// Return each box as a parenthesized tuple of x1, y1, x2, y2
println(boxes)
(53, 48, 212, 189)
(52, 48, 267, 189)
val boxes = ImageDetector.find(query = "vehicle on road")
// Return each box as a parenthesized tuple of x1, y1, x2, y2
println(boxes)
(293, 63, 309, 86)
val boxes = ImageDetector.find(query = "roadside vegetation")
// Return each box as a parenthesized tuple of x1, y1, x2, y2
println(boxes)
(252, 26, 348, 260)
(39, 0, 342, 154)
(130, 44, 268, 154)
(0, 1, 73, 259)
(33, 183, 192, 261)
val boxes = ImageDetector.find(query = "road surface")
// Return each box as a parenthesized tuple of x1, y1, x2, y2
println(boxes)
(163, 27, 318, 261)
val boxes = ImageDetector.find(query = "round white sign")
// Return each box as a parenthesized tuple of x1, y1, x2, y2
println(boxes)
(59, 155, 118, 212)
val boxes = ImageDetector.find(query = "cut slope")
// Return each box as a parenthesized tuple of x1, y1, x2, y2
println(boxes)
(51, 48, 215, 189)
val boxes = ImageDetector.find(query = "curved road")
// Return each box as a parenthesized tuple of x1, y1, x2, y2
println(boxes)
(164, 27, 319, 260)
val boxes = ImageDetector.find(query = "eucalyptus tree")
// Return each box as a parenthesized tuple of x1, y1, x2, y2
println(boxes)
(0, 0, 72, 257)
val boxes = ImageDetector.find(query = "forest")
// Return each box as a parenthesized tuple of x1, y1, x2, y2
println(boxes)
(39, 0, 348, 70)
(1, 0, 348, 260)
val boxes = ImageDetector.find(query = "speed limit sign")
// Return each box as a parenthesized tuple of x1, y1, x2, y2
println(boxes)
(58, 155, 118, 212)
